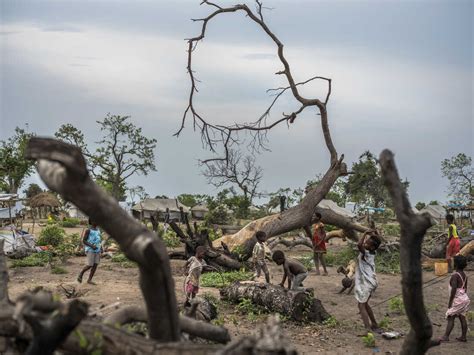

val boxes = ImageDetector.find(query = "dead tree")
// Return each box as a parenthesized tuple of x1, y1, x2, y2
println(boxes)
(380, 150, 439, 354)
(176, 0, 369, 257)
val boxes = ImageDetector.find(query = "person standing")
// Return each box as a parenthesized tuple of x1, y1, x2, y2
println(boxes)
(304, 213, 328, 275)
(251, 231, 271, 283)
(77, 220, 101, 285)
(446, 214, 461, 272)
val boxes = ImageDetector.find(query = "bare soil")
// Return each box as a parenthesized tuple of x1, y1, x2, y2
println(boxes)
(5, 224, 473, 354)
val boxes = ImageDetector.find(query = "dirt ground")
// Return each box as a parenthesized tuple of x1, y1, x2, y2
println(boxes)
(6, 240, 474, 355)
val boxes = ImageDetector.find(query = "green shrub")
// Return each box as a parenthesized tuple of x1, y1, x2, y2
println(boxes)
(162, 230, 181, 248)
(325, 247, 357, 267)
(11, 253, 50, 268)
(375, 250, 400, 274)
(201, 270, 252, 288)
(208, 228, 223, 242)
(379, 315, 392, 329)
(362, 332, 376, 347)
(382, 224, 401, 237)
(388, 296, 405, 314)
(111, 253, 136, 268)
(322, 316, 339, 328)
(51, 265, 68, 274)
(296, 254, 314, 271)
(61, 217, 81, 228)
(37, 224, 65, 247)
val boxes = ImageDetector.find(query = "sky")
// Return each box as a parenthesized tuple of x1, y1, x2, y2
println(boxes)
(1, 0, 472, 205)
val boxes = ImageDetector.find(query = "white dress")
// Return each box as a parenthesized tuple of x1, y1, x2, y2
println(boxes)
(354, 250, 378, 303)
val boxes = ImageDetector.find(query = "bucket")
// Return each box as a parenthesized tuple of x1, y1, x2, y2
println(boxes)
(434, 260, 448, 276)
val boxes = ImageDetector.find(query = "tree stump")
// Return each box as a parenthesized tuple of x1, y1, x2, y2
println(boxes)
(220, 281, 330, 322)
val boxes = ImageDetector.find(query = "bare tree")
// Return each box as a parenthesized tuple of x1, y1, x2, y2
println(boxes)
(380, 150, 439, 354)
(176, 0, 368, 254)
(202, 150, 263, 203)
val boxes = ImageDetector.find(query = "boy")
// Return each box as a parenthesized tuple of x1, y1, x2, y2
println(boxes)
(185, 246, 207, 305)
(439, 255, 470, 343)
(304, 212, 328, 275)
(355, 231, 382, 332)
(272, 250, 308, 291)
(446, 214, 461, 272)
(77, 220, 101, 285)
(251, 231, 270, 283)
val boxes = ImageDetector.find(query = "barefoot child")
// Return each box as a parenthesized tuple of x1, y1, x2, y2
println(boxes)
(304, 212, 328, 275)
(184, 246, 207, 305)
(251, 231, 270, 283)
(77, 220, 101, 285)
(355, 231, 382, 332)
(445, 214, 461, 272)
(440, 255, 470, 343)
(272, 250, 308, 291)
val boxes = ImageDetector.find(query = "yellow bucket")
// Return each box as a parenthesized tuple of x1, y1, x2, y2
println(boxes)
(434, 260, 448, 276)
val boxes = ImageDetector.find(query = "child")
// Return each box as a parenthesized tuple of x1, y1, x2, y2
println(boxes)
(304, 213, 328, 275)
(446, 214, 461, 272)
(184, 246, 207, 305)
(439, 255, 470, 343)
(251, 231, 270, 283)
(77, 220, 101, 285)
(354, 231, 382, 332)
(272, 250, 308, 291)
(337, 259, 357, 294)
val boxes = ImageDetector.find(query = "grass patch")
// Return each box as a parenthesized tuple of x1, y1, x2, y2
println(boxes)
(11, 253, 50, 268)
(51, 265, 68, 274)
(379, 315, 392, 329)
(376, 250, 400, 274)
(325, 247, 357, 267)
(201, 270, 252, 288)
(362, 332, 376, 347)
(322, 316, 339, 328)
(111, 253, 137, 268)
(236, 298, 267, 322)
(388, 296, 405, 314)
(296, 254, 314, 271)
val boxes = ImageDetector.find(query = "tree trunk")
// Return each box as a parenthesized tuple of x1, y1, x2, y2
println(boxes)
(220, 281, 330, 323)
(458, 240, 474, 257)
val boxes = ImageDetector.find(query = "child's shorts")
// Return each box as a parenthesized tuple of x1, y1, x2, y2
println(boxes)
(86, 252, 100, 266)
(446, 238, 461, 259)
(186, 281, 199, 295)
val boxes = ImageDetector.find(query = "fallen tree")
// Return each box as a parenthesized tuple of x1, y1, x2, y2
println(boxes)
(220, 281, 330, 323)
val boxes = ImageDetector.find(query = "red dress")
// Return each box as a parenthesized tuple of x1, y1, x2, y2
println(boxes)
(313, 222, 327, 253)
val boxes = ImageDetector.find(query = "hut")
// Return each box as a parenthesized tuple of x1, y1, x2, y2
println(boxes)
(131, 198, 190, 222)
(65, 202, 88, 220)
(191, 203, 209, 220)
(29, 192, 61, 218)
(419, 205, 447, 224)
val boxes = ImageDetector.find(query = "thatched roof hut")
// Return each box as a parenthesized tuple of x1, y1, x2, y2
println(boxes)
(29, 192, 61, 208)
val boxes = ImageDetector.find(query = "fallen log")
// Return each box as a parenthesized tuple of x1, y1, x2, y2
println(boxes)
(458, 240, 474, 257)
(220, 281, 330, 323)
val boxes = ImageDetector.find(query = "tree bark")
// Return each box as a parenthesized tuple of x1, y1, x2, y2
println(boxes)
(220, 281, 330, 323)
(380, 150, 439, 354)
(458, 240, 474, 257)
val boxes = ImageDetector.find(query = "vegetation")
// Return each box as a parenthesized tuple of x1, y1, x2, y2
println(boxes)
(382, 224, 400, 237)
(61, 217, 81, 228)
(296, 254, 314, 271)
(37, 224, 66, 247)
(379, 315, 392, 329)
(161, 229, 181, 248)
(11, 253, 50, 268)
(322, 316, 339, 328)
(388, 296, 405, 314)
(111, 253, 137, 268)
(441, 153, 473, 205)
(51, 265, 68, 274)
(201, 270, 252, 288)
(362, 332, 376, 348)
(55, 114, 157, 200)
(23, 183, 43, 198)
(0, 127, 36, 193)
(324, 247, 357, 267)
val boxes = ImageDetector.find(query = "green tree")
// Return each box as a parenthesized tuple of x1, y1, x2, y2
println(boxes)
(415, 202, 426, 210)
(177, 193, 210, 207)
(55, 114, 157, 201)
(346, 151, 409, 208)
(306, 176, 348, 206)
(23, 183, 43, 198)
(441, 153, 473, 205)
(429, 200, 439, 206)
(0, 127, 35, 193)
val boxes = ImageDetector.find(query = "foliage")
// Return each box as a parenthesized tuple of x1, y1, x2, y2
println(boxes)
(53, 232, 82, 262)
(55, 114, 157, 201)
(111, 253, 137, 268)
(11, 252, 50, 268)
(306, 176, 348, 207)
(379, 315, 392, 329)
(296, 254, 314, 271)
(346, 151, 409, 209)
(322, 316, 339, 328)
(441, 153, 473, 205)
(375, 251, 401, 274)
(382, 224, 400, 237)
(177, 193, 210, 207)
(201, 270, 252, 288)
(415, 202, 426, 210)
(127, 185, 149, 205)
(61, 217, 81, 228)
(162, 229, 181, 248)
(37, 224, 66, 247)
(388, 296, 405, 314)
(23, 183, 43, 198)
(236, 298, 267, 322)
(51, 265, 68, 274)
(208, 228, 223, 242)
(204, 204, 232, 225)
(362, 332, 376, 347)
(429, 200, 439, 205)
(324, 247, 358, 267)
(0, 127, 35, 193)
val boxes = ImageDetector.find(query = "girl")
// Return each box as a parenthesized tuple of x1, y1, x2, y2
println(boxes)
(304, 213, 328, 275)
(445, 214, 461, 272)
(440, 255, 470, 342)
(355, 231, 382, 332)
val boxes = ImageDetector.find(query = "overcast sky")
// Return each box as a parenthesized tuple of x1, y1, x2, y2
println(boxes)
(1, 0, 472, 205)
